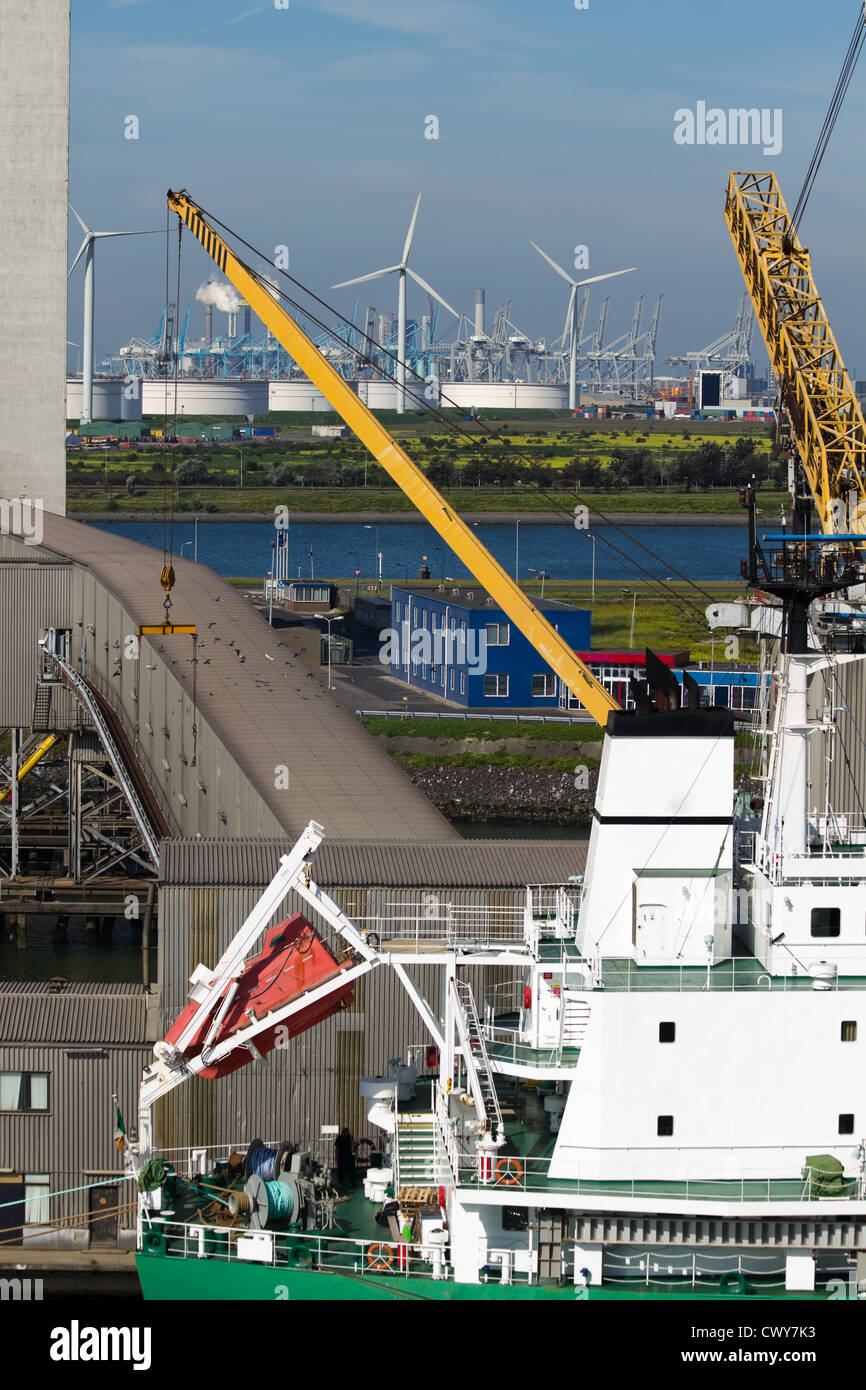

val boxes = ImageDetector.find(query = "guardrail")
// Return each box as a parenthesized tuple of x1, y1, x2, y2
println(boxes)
(354, 709, 594, 725)
(454, 1155, 860, 1203)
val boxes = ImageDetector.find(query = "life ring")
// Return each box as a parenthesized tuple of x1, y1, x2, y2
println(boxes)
(494, 1157, 524, 1187)
(354, 1136, 375, 1160)
(367, 1243, 395, 1271)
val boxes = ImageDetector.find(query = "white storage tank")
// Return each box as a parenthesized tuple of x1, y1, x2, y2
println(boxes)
(140, 378, 268, 417)
(268, 379, 333, 412)
(444, 382, 568, 411)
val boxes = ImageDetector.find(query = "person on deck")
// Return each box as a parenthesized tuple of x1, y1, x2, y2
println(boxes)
(334, 1127, 355, 1191)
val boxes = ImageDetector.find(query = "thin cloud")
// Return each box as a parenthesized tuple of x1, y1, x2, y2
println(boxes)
(229, 3, 269, 21)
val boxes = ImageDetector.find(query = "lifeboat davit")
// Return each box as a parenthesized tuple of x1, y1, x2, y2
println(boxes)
(164, 913, 355, 1079)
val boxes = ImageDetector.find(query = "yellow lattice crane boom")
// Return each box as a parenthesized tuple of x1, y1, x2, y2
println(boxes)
(725, 171, 866, 541)
(166, 189, 620, 727)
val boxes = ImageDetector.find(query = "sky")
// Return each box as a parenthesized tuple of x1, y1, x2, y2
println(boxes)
(68, 0, 866, 378)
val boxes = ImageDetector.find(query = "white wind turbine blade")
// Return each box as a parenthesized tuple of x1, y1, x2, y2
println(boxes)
(406, 267, 460, 320)
(67, 235, 91, 278)
(530, 240, 576, 288)
(92, 229, 162, 239)
(69, 205, 90, 236)
(332, 265, 401, 289)
(562, 282, 577, 346)
(574, 266, 637, 288)
(401, 193, 422, 266)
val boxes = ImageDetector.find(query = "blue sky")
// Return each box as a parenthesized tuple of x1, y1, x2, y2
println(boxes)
(69, 0, 866, 377)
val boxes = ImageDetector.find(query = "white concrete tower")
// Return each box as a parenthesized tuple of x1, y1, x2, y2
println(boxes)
(0, 1, 70, 517)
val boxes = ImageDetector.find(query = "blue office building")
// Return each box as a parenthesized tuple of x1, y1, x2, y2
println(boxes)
(389, 585, 591, 708)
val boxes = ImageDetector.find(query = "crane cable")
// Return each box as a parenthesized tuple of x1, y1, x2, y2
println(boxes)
(182, 202, 722, 619)
(790, 2, 866, 233)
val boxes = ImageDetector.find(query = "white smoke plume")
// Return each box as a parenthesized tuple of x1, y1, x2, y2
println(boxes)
(196, 280, 242, 312)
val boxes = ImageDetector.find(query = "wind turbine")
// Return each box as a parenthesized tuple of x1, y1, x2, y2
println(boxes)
(333, 195, 459, 414)
(530, 242, 636, 409)
(68, 206, 162, 425)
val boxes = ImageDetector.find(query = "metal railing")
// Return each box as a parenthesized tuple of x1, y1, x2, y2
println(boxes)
(454, 1154, 861, 1203)
(145, 1215, 452, 1283)
(479, 1025, 579, 1070)
(355, 709, 593, 725)
(597, 958, 866, 992)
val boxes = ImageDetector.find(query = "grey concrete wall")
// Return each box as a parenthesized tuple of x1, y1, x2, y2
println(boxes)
(0, 2, 69, 517)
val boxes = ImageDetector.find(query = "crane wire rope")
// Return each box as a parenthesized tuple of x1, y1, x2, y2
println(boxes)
(790, 3, 866, 233)
(175, 205, 725, 637)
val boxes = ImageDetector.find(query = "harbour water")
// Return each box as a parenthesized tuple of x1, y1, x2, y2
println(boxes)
(94, 519, 747, 584)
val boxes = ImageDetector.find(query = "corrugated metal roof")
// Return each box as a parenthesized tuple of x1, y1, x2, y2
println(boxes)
(160, 837, 587, 888)
(0, 982, 148, 1044)
(2, 514, 458, 843)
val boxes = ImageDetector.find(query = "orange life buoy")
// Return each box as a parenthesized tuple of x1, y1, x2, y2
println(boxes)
(494, 1157, 524, 1187)
(367, 1242, 395, 1271)
(354, 1136, 375, 1159)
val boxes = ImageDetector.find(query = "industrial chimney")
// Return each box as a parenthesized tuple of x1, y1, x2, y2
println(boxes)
(241, 300, 251, 338)
(227, 310, 237, 339)
(205, 303, 213, 344)
(474, 289, 485, 337)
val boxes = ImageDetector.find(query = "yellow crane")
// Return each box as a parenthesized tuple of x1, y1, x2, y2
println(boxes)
(724, 170, 866, 544)
(0, 734, 59, 803)
(166, 190, 620, 727)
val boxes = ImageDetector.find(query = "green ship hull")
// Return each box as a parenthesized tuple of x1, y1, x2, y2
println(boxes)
(134, 1251, 827, 1302)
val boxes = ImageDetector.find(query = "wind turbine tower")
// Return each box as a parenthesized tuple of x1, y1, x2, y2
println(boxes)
(68, 207, 161, 425)
(333, 195, 460, 413)
(530, 242, 636, 409)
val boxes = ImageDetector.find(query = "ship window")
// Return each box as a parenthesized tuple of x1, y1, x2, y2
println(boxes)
(659, 1022, 676, 1043)
(0, 1072, 49, 1111)
(657, 1115, 674, 1136)
(842, 1021, 857, 1042)
(839, 1113, 855, 1135)
(502, 1206, 529, 1232)
(811, 908, 841, 938)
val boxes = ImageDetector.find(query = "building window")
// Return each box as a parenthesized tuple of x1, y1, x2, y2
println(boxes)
(291, 584, 331, 605)
(532, 674, 556, 698)
(430, 665, 438, 685)
(484, 674, 509, 697)
(440, 666, 445, 687)
(412, 606, 418, 624)
(24, 1174, 50, 1225)
(450, 668, 455, 691)
(0, 1072, 49, 1111)
(485, 622, 510, 646)
(411, 661, 418, 677)
(422, 611, 428, 629)
(460, 673, 466, 695)
(839, 1113, 855, 1135)
(421, 663, 427, 680)
(659, 1022, 676, 1043)
(657, 1115, 674, 1136)
(842, 1021, 858, 1042)
(811, 907, 841, 938)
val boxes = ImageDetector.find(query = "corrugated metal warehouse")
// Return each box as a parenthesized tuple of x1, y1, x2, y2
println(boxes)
(156, 838, 587, 1155)
(0, 983, 154, 1247)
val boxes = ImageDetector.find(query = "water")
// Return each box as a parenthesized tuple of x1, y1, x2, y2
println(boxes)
(93, 519, 747, 584)
(0, 916, 152, 985)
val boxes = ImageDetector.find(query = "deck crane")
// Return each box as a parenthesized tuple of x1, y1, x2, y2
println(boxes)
(724, 171, 866, 551)
(165, 190, 619, 728)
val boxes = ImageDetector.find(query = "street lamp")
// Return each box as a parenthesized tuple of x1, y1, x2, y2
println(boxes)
(528, 567, 548, 598)
(180, 541, 193, 559)
(587, 531, 597, 601)
(364, 524, 381, 586)
(268, 540, 277, 625)
(315, 613, 343, 692)
(515, 518, 521, 581)
(347, 549, 360, 597)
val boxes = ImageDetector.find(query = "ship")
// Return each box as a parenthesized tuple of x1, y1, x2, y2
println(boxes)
(131, 511, 866, 1301)
(125, 181, 866, 1302)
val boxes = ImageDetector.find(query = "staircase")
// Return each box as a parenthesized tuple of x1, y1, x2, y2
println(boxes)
(454, 978, 504, 1143)
(31, 683, 55, 732)
(395, 1113, 439, 1187)
(561, 993, 591, 1049)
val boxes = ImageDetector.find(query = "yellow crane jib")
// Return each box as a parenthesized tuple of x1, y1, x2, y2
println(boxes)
(0, 734, 59, 803)
(724, 171, 866, 544)
(166, 189, 619, 727)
